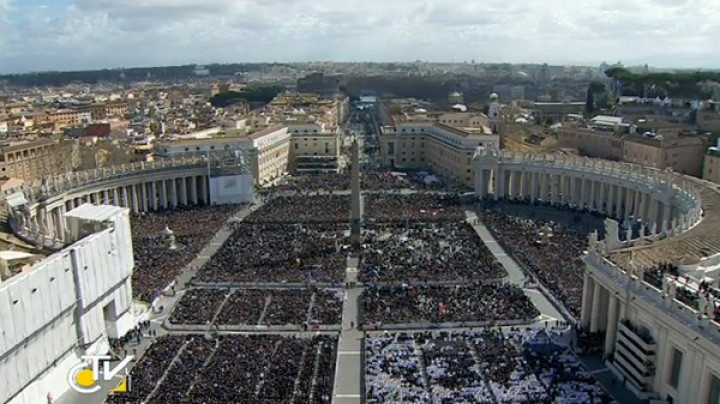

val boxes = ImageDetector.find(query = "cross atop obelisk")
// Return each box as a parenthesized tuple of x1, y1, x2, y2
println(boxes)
(350, 138, 362, 246)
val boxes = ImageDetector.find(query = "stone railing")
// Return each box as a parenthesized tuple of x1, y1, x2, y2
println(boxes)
(36, 157, 208, 199)
(475, 148, 703, 245)
(3, 157, 210, 252)
(584, 251, 720, 348)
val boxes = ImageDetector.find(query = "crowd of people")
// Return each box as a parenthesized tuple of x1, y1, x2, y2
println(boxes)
(106, 335, 186, 404)
(168, 287, 344, 327)
(195, 223, 347, 284)
(475, 208, 588, 317)
(359, 221, 506, 283)
(109, 334, 337, 404)
(130, 205, 240, 302)
(362, 284, 539, 325)
(366, 330, 611, 404)
(247, 195, 349, 223)
(365, 193, 466, 223)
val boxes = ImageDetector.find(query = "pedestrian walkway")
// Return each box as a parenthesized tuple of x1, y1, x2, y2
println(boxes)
(332, 256, 363, 404)
(464, 210, 562, 322)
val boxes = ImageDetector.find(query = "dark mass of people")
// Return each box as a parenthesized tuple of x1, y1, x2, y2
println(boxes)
(107, 334, 337, 404)
(475, 208, 588, 317)
(359, 221, 506, 282)
(365, 193, 466, 223)
(195, 223, 347, 284)
(168, 287, 344, 327)
(362, 284, 539, 325)
(366, 330, 611, 404)
(130, 205, 240, 302)
(246, 195, 349, 223)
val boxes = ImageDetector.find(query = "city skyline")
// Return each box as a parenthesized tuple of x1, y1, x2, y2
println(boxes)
(0, 0, 719, 74)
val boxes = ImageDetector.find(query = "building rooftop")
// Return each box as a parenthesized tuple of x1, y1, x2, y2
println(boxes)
(610, 179, 720, 269)
(65, 203, 127, 222)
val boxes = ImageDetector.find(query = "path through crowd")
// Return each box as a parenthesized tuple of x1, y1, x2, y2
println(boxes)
(464, 209, 564, 322)
(333, 256, 363, 404)
(55, 203, 258, 404)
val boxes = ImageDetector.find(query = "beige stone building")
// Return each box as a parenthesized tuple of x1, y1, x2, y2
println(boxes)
(556, 124, 624, 160)
(622, 134, 706, 176)
(155, 123, 341, 186)
(378, 122, 499, 187)
(702, 148, 720, 184)
(0, 139, 74, 181)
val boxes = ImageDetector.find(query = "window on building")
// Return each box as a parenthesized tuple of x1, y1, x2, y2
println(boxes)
(388, 142, 395, 154)
(708, 373, 720, 404)
(669, 348, 683, 389)
(294, 143, 298, 150)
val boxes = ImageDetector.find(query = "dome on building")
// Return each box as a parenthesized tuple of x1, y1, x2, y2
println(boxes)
(452, 104, 467, 112)
(414, 108, 427, 113)
(489, 93, 499, 101)
(516, 71, 530, 78)
(449, 91, 462, 97)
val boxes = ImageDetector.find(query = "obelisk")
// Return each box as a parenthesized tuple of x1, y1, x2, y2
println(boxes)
(350, 138, 362, 246)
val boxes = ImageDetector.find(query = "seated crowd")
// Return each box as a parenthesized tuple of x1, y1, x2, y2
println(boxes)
(108, 334, 337, 404)
(475, 209, 588, 317)
(366, 330, 611, 404)
(168, 287, 344, 327)
(362, 284, 539, 325)
(360, 221, 506, 282)
(195, 223, 347, 284)
(247, 195, 349, 223)
(366, 193, 465, 223)
(131, 205, 240, 302)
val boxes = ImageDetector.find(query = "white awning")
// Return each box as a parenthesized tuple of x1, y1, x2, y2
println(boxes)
(5, 192, 27, 209)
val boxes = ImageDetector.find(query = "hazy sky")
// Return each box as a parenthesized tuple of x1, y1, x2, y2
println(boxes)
(1, 0, 718, 74)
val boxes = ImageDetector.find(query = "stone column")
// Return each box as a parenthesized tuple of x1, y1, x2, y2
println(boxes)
(160, 180, 168, 208)
(604, 295, 619, 355)
(581, 273, 594, 329)
(597, 183, 606, 214)
(130, 185, 139, 213)
(190, 176, 199, 204)
(590, 283, 603, 332)
(140, 183, 149, 212)
(624, 188, 633, 219)
(169, 178, 178, 207)
(661, 202, 672, 233)
(550, 175, 559, 205)
(633, 190, 641, 217)
(180, 177, 188, 206)
(151, 181, 158, 210)
(615, 185, 624, 218)
(58, 206, 67, 241)
(495, 168, 506, 200)
(121, 186, 129, 209)
(528, 171, 540, 201)
(113, 188, 120, 205)
(200, 175, 209, 204)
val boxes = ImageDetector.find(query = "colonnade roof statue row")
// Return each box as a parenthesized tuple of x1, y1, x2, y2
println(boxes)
(474, 145, 707, 264)
(4, 153, 247, 251)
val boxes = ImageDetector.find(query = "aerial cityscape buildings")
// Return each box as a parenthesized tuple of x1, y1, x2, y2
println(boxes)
(0, 58, 719, 404)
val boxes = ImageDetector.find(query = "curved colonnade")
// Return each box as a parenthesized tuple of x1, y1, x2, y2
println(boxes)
(474, 148, 702, 243)
(7, 157, 211, 250)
